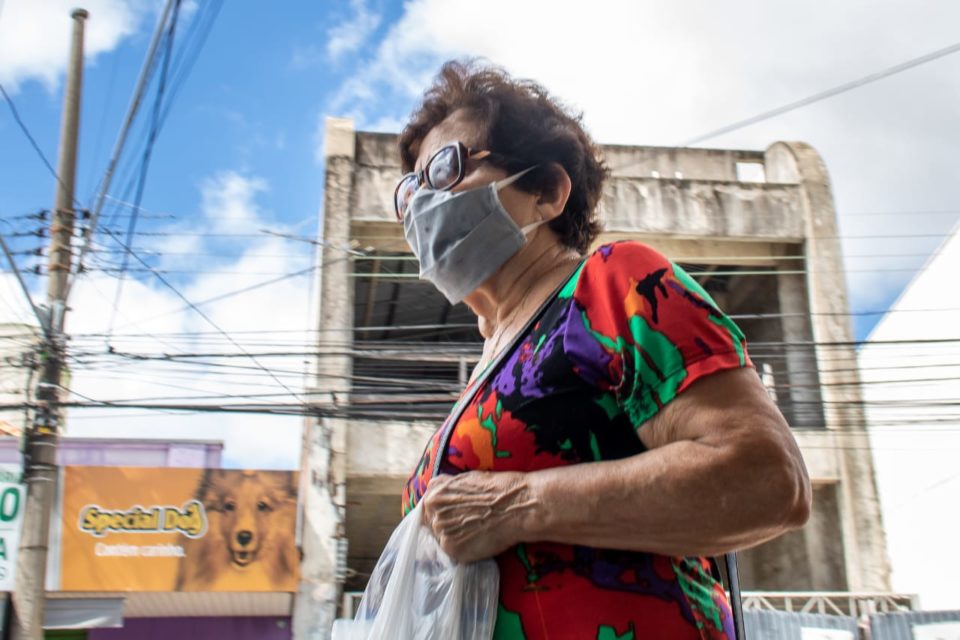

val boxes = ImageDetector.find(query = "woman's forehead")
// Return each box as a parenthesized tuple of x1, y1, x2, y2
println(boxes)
(415, 110, 482, 169)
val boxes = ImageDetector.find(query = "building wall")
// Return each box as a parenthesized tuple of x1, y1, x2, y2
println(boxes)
(299, 120, 894, 634)
(0, 437, 222, 468)
(88, 616, 292, 640)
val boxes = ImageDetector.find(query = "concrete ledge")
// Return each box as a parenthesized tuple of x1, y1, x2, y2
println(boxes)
(793, 428, 851, 483)
(324, 117, 356, 159)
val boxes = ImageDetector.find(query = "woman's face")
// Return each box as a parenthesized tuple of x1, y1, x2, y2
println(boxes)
(412, 109, 540, 229)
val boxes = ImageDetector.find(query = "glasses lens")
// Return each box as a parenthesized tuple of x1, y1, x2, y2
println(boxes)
(426, 145, 461, 190)
(395, 174, 419, 218)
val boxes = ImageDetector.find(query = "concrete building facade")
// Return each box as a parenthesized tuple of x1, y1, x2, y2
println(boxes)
(294, 118, 893, 636)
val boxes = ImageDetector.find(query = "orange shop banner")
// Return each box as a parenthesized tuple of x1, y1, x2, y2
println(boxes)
(61, 466, 299, 592)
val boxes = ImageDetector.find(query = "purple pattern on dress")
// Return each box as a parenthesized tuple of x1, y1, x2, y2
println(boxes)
(518, 326, 565, 399)
(490, 344, 521, 397)
(491, 319, 568, 401)
(560, 299, 615, 388)
(718, 592, 736, 638)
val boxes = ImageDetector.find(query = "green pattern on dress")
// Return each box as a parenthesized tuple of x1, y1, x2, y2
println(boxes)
(515, 543, 538, 582)
(673, 263, 746, 366)
(709, 314, 746, 366)
(671, 263, 721, 308)
(622, 314, 686, 426)
(579, 308, 687, 427)
(480, 404, 511, 459)
(588, 431, 602, 461)
(493, 604, 527, 639)
(596, 625, 636, 640)
(594, 392, 621, 420)
(558, 261, 586, 299)
(533, 333, 547, 354)
(673, 557, 725, 632)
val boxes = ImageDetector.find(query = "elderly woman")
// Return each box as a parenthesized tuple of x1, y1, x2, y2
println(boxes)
(395, 61, 811, 639)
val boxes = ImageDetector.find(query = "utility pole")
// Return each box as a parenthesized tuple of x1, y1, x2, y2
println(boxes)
(11, 9, 88, 639)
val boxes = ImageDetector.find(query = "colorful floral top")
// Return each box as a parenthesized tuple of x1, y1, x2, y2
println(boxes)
(401, 241, 751, 639)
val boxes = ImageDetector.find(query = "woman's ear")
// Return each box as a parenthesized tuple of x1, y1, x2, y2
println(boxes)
(536, 163, 572, 221)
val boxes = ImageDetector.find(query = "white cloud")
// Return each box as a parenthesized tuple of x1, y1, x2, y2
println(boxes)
(0, 0, 148, 92)
(325, 0, 382, 63)
(364, 114, 405, 134)
(0, 274, 39, 328)
(199, 170, 268, 234)
(861, 224, 960, 609)
(0, 169, 314, 470)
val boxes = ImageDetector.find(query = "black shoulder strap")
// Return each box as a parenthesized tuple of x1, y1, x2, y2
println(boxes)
(725, 552, 746, 639)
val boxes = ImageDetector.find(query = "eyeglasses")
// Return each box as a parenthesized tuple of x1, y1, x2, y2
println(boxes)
(394, 142, 494, 220)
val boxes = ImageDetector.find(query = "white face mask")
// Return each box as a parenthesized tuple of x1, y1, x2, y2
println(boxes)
(402, 167, 543, 303)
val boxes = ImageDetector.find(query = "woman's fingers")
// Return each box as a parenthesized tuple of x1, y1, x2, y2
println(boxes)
(420, 471, 528, 562)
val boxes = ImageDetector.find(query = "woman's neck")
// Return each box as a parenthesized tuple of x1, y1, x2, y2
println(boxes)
(466, 234, 582, 339)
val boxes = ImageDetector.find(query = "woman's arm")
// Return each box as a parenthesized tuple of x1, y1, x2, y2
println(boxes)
(421, 367, 811, 563)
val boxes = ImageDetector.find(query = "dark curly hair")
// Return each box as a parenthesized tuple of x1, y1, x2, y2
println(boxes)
(399, 60, 608, 255)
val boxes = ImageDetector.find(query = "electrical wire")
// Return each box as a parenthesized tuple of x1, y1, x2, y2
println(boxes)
(681, 38, 960, 146)
(83, 50, 121, 199)
(98, 227, 310, 406)
(106, 0, 182, 344)
(69, 0, 185, 304)
(154, 0, 225, 131)
(109, 260, 333, 334)
(0, 84, 64, 194)
(91, 227, 960, 243)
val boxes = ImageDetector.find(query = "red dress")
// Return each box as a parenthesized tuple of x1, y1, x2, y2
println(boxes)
(402, 241, 751, 639)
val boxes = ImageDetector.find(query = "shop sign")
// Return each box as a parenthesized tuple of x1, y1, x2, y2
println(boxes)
(60, 466, 299, 592)
(0, 465, 25, 592)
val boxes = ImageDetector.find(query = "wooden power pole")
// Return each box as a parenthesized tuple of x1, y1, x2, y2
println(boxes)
(11, 8, 88, 639)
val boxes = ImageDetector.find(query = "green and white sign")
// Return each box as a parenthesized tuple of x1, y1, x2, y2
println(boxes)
(0, 465, 24, 592)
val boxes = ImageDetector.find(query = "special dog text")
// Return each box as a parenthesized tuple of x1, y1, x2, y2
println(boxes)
(79, 501, 207, 538)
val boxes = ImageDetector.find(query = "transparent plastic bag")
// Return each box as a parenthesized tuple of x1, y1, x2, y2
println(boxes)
(334, 503, 499, 640)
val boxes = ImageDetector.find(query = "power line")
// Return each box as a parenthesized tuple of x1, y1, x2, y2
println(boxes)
(99, 227, 309, 406)
(69, 0, 179, 304)
(65, 248, 949, 261)
(0, 83, 77, 205)
(105, 229, 960, 241)
(2, 396, 959, 441)
(109, 260, 331, 333)
(154, 0, 225, 131)
(0, 229, 49, 337)
(83, 50, 122, 199)
(682, 38, 960, 145)
(83, 0, 225, 246)
(106, 0, 182, 344)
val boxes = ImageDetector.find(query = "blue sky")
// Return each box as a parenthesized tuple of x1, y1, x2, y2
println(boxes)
(1, 1, 403, 268)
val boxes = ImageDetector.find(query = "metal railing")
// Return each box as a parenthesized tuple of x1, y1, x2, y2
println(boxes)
(742, 591, 919, 617)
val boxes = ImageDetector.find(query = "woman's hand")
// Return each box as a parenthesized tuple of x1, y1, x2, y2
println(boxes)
(421, 471, 536, 564)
